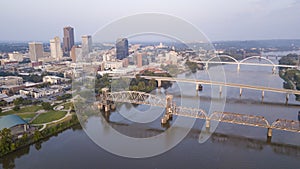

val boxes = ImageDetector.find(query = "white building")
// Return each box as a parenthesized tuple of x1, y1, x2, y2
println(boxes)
(166, 51, 178, 65)
(43, 76, 70, 84)
(82, 35, 92, 57)
(20, 87, 60, 99)
(8, 52, 24, 62)
(50, 36, 63, 61)
(104, 61, 123, 70)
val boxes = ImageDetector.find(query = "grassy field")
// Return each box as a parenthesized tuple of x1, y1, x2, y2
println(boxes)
(62, 102, 73, 110)
(18, 113, 37, 119)
(31, 111, 67, 124)
(1, 105, 43, 116)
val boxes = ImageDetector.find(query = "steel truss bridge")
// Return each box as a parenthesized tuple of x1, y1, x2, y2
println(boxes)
(99, 90, 300, 138)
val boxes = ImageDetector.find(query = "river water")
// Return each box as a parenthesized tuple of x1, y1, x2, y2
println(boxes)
(1, 58, 300, 169)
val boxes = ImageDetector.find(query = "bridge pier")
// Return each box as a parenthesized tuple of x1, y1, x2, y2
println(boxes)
(237, 64, 240, 72)
(286, 93, 289, 104)
(272, 66, 277, 74)
(205, 63, 208, 70)
(157, 80, 162, 88)
(196, 84, 203, 91)
(161, 95, 173, 124)
(267, 128, 272, 138)
(205, 119, 210, 129)
(100, 88, 116, 112)
(261, 91, 265, 102)
(239, 88, 243, 97)
(219, 86, 222, 96)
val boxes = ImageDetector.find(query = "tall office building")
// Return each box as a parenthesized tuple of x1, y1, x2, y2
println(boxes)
(70, 45, 82, 62)
(63, 26, 75, 56)
(50, 36, 63, 61)
(82, 35, 92, 57)
(136, 53, 143, 68)
(116, 38, 129, 60)
(28, 42, 44, 62)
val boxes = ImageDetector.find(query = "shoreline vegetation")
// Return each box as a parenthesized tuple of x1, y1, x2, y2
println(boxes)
(0, 113, 79, 157)
(0, 100, 78, 158)
(278, 54, 300, 101)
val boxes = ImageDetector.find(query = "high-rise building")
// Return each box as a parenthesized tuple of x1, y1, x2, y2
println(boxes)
(116, 38, 129, 60)
(28, 42, 44, 62)
(50, 36, 63, 61)
(70, 45, 82, 63)
(136, 53, 143, 68)
(63, 26, 75, 56)
(82, 35, 92, 57)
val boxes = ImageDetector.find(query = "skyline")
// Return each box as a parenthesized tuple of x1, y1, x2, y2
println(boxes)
(0, 0, 300, 42)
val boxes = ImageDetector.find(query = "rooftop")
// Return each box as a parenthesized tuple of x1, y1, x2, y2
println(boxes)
(0, 115, 28, 131)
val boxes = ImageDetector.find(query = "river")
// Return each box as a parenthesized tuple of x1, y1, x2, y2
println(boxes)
(1, 58, 300, 169)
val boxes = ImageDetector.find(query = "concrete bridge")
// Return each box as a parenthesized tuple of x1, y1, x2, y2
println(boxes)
(191, 55, 298, 73)
(98, 89, 300, 139)
(120, 75, 300, 104)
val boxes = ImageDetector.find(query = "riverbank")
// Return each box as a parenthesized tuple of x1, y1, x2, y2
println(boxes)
(0, 114, 79, 158)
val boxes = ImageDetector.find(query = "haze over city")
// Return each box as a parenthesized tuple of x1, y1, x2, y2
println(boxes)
(1, 0, 300, 41)
(1, 1, 300, 169)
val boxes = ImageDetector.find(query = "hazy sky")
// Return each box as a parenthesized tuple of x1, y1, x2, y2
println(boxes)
(0, 0, 300, 42)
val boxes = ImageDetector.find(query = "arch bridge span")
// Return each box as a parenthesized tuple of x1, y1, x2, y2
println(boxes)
(192, 55, 298, 73)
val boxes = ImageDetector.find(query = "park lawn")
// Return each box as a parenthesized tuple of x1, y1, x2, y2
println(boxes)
(1, 105, 43, 116)
(62, 102, 73, 110)
(18, 113, 37, 120)
(31, 110, 67, 124)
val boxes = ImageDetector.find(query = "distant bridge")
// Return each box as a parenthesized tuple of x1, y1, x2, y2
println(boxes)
(191, 55, 298, 73)
(120, 75, 300, 104)
(98, 90, 300, 138)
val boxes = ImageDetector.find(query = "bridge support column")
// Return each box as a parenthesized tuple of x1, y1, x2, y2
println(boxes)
(286, 93, 289, 104)
(101, 88, 111, 112)
(219, 86, 222, 96)
(272, 66, 276, 74)
(161, 95, 173, 124)
(157, 80, 162, 88)
(239, 88, 243, 97)
(237, 64, 240, 72)
(205, 63, 208, 70)
(267, 128, 272, 138)
(205, 119, 210, 129)
(104, 105, 110, 112)
(261, 91, 265, 102)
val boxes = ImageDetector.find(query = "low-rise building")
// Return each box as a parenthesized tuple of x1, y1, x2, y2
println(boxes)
(43, 76, 70, 84)
(20, 87, 60, 99)
(0, 76, 23, 86)
(0, 115, 30, 136)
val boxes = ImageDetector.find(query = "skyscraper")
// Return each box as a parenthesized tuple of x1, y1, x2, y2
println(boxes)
(82, 35, 92, 57)
(70, 45, 82, 63)
(50, 36, 63, 61)
(136, 53, 143, 68)
(116, 38, 129, 60)
(63, 26, 75, 56)
(28, 42, 43, 62)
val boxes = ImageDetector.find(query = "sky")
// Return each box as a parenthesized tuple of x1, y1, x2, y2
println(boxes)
(0, 0, 300, 42)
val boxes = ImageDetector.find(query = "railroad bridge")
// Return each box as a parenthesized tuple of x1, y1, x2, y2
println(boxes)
(98, 89, 300, 138)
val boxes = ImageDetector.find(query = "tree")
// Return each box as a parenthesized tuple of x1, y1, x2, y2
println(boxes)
(41, 102, 52, 110)
(0, 100, 7, 107)
(13, 106, 20, 111)
(149, 78, 157, 88)
(13, 97, 24, 106)
(33, 130, 42, 142)
(0, 128, 13, 155)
